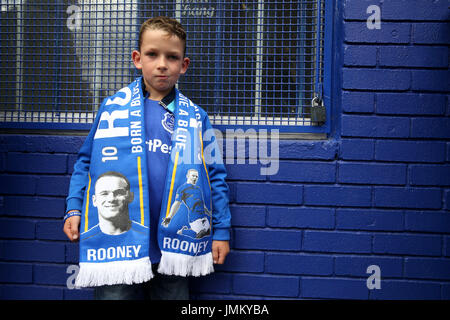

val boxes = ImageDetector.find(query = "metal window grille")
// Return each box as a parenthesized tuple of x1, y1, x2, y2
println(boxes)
(0, 0, 327, 132)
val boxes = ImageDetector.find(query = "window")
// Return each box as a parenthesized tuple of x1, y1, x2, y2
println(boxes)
(0, 0, 331, 133)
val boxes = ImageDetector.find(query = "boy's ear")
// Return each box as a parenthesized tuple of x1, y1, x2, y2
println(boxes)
(180, 57, 190, 75)
(132, 50, 142, 69)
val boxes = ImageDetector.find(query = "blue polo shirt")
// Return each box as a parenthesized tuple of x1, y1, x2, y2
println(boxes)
(144, 97, 174, 264)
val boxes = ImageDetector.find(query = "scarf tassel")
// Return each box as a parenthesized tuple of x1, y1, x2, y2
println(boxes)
(75, 257, 153, 287)
(158, 252, 214, 277)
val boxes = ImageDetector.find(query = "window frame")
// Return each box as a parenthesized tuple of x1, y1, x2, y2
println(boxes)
(0, 0, 334, 135)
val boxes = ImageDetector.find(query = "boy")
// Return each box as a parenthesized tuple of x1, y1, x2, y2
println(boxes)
(63, 16, 231, 300)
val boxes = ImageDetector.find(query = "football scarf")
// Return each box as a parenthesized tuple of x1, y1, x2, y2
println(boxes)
(75, 77, 213, 287)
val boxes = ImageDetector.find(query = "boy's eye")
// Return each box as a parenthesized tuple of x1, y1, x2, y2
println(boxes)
(147, 52, 156, 57)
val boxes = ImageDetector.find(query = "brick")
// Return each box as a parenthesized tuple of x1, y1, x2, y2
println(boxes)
(405, 211, 450, 233)
(405, 258, 450, 280)
(342, 115, 410, 138)
(0, 218, 35, 239)
(34, 264, 70, 285)
(447, 95, 450, 116)
(0, 135, 85, 154)
(376, 93, 446, 116)
(0, 284, 63, 300)
(343, 0, 382, 20)
(0, 174, 37, 195)
(412, 70, 450, 92)
(1, 196, 65, 218)
(235, 183, 302, 205)
(369, 280, 441, 299)
(36, 220, 66, 241)
(344, 45, 377, 66)
(0, 240, 65, 262)
(445, 190, 450, 210)
(0, 152, 5, 172)
(412, 23, 450, 44)
(229, 205, 266, 227)
(343, 69, 411, 91)
(266, 252, 333, 276)
(374, 187, 441, 209)
(64, 288, 94, 300)
(227, 182, 236, 203)
(338, 162, 406, 185)
(303, 231, 372, 253)
(375, 140, 446, 163)
(278, 140, 338, 160)
(268, 161, 336, 183)
(411, 118, 450, 139)
(0, 262, 33, 283)
(448, 143, 450, 162)
(410, 164, 450, 186)
(233, 274, 299, 297)
(65, 242, 79, 264)
(379, 46, 448, 68)
(373, 234, 442, 256)
(335, 256, 403, 277)
(336, 209, 404, 231)
(302, 277, 368, 299)
(446, 237, 450, 257)
(36, 175, 71, 196)
(444, 284, 450, 300)
(190, 273, 233, 294)
(225, 163, 266, 181)
(382, 0, 449, 21)
(6, 152, 67, 174)
(304, 185, 372, 207)
(342, 91, 375, 113)
(344, 22, 410, 44)
(67, 154, 78, 175)
(234, 229, 302, 251)
(215, 251, 264, 273)
(267, 207, 334, 229)
(340, 139, 374, 160)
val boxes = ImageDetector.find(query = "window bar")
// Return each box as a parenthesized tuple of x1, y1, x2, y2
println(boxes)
(214, 0, 223, 117)
(94, 2, 104, 109)
(15, 0, 23, 116)
(254, 0, 264, 120)
(54, 0, 64, 122)
(296, 0, 306, 121)
(314, 0, 323, 101)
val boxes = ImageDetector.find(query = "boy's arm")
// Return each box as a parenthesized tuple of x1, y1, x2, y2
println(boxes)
(202, 115, 231, 242)
(65, 109, 101, 213)
(64, 102, 103, 241)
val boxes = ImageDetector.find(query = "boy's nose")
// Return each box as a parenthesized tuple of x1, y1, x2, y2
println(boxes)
(157, 56, 168, 69)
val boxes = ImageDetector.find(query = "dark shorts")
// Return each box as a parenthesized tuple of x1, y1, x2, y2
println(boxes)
(94, 264, 189, 300)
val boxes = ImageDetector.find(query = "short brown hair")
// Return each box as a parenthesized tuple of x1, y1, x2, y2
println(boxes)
(138, 16, 187, 55)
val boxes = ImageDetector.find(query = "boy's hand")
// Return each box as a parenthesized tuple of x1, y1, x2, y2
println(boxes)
(212, 240, 230, 265)
(63, 216, 81, 242)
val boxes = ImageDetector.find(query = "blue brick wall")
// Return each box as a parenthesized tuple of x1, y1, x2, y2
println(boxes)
(1, 0, 449, 299)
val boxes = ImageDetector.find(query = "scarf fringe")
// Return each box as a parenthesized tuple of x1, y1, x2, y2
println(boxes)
(75, 257, 154, 287)
(158, 252, 214, 277)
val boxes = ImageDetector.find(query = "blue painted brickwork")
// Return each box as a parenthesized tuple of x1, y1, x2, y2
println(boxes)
(0, 0, 449, 299)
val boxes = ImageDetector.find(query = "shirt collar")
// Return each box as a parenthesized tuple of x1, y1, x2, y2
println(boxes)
(141, 77, 176, 113)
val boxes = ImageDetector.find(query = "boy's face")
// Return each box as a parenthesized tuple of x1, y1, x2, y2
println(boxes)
(132, 29, 189, 100)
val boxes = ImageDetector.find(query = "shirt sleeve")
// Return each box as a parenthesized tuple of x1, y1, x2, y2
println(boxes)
(65, 101, 104, 215)
(202, 114, 231, 241)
